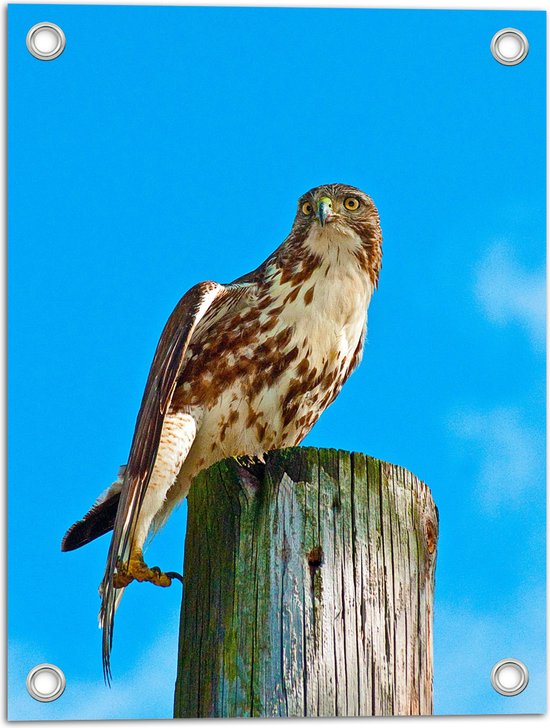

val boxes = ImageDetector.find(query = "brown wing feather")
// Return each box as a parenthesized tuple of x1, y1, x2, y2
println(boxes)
(99, 280, 234, 682)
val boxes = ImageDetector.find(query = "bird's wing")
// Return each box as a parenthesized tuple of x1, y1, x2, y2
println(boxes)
(99, 280, 245, 682)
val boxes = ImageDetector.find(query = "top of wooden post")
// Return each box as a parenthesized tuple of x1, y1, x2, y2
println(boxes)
(175, 446, 438, 718)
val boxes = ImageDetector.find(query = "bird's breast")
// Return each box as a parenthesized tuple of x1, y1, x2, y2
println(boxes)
(229, 262, 373, 442)
(266, 260, 372, 373)
(174, 260, 372, 456)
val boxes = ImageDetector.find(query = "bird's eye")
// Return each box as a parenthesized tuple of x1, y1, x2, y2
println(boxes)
(344, 197, 360, 211)
(302, 201, 313, 215)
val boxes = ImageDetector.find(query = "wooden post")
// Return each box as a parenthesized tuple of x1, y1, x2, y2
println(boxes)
(174, 447, 438, 718)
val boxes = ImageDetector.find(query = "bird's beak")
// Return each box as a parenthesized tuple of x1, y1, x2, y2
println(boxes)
(316, 196, 333, 226)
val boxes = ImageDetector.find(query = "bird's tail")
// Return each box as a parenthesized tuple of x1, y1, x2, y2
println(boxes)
(98, 578, 125, 685)
(61, 468, 125, 552)
(98, 465, 140, 685)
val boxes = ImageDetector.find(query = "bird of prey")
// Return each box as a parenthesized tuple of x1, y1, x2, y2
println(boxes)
(62, 183, 382, 680)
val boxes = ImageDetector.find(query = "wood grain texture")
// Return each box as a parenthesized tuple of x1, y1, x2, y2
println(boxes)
(174, 447, 438, 718)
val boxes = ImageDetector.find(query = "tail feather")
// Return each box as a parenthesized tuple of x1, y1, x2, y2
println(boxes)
(61, 493, 120, 552)
(61, 467, 126, 552)
(98, 578, 125, 686)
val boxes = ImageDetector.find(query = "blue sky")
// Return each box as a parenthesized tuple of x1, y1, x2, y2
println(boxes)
(8, 5, 545, 719)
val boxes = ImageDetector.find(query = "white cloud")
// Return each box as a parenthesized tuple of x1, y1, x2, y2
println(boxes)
(448, 407, 543, 515)
(474, 243, 545, 349)
(8, 610, 180, 721)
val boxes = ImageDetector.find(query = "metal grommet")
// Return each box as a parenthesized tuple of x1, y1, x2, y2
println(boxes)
(26, 664, 66, 703)
(26, 22, 66, 61)
(490, 658, 529, 697)
(490, 28, 529, 66)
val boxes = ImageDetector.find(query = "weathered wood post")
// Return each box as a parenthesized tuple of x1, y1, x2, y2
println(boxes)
(174, 446, 438, 718)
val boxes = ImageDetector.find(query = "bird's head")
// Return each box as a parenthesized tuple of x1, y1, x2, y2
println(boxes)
(295, 183, 378, 234)
(289, 183, 382, 285)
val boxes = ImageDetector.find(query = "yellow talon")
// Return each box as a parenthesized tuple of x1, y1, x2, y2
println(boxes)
(112, 552, 180, 589)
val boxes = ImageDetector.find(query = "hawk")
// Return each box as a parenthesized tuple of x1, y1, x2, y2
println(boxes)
(62, 183, 382, 679)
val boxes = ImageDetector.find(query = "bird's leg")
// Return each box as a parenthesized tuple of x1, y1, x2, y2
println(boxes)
(110, 411, 194, 590)
(112, 550, 183, 589)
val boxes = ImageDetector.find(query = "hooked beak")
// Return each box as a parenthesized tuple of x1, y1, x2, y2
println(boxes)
(316, 196, 333, 226)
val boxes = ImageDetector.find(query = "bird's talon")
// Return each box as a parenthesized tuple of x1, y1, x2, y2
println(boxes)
(166, 570, 184, 584)
(112, 570, 133, 589)
(112, 555, 175, 588)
